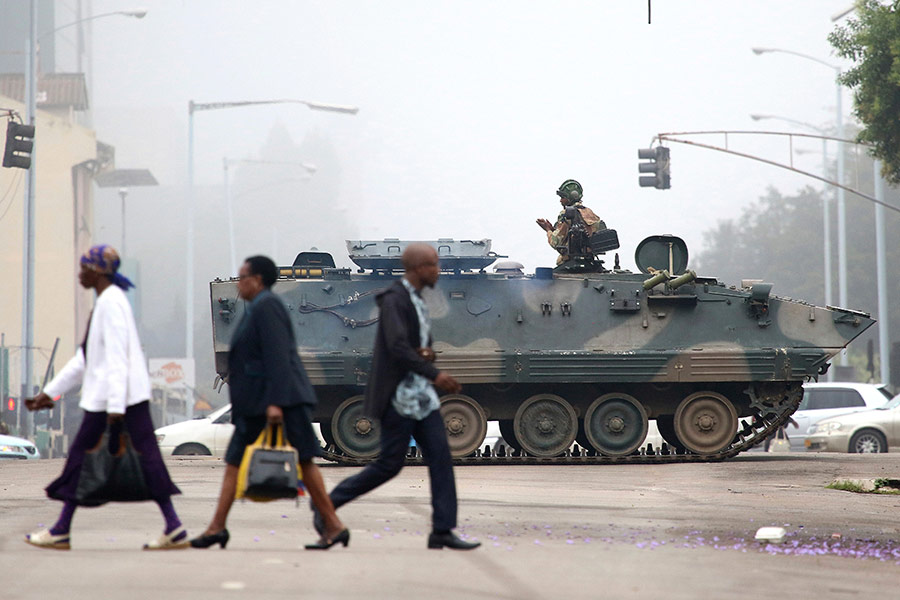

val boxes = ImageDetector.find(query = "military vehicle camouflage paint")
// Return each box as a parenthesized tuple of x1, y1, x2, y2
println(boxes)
(209, 237, 874, 463)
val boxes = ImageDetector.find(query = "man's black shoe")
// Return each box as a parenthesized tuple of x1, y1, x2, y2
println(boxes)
(427, 531, 480, 550)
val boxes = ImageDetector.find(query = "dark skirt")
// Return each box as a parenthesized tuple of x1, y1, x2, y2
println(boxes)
(225, 404, 322, 466)
(46, 400, 181, 505)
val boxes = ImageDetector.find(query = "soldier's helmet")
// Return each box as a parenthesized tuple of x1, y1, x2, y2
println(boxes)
(556, 179, 583, 204)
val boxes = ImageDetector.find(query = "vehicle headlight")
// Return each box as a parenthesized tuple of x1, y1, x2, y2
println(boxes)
(810, 422, 842, 434)
(155, 434, 165, 443)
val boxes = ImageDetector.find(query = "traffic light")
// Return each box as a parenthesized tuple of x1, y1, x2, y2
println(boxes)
(2, 397, 16, 430)
(638, 146, 670, 189)
(3, 121, 35, 169)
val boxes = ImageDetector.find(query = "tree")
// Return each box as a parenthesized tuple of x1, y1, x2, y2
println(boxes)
(695, 187, 826, 304)
(829, 0, 900, 184)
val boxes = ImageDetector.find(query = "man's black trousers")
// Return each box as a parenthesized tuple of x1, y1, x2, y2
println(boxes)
(328, 404, 457, 531)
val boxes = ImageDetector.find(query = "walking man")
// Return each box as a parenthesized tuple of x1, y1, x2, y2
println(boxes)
(316, 243, 480, 550)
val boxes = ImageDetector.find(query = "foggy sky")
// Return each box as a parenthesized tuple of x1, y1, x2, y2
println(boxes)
(75, 1, 857, 268)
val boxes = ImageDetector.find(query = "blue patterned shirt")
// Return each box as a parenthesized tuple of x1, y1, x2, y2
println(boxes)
(391, 278, 441, 420)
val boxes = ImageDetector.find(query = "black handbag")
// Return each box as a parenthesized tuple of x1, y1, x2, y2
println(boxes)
(240, 424, 300, 501)
(75, 429, 153, 506)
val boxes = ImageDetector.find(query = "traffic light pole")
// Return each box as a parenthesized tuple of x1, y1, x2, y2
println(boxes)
(652, 131, 900, 214)
(20, 0, 37, 438)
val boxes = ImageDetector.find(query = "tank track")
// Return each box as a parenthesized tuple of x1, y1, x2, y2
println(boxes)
(319, 384, 803, 466)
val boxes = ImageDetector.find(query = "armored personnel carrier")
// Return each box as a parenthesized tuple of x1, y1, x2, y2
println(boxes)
(209, 235, 874, 464)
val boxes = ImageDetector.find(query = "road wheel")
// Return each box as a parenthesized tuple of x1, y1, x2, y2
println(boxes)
(331, 395, 380, 458)
(849, 429, 888, 454)
(674, 391, 738, 456)
(513, 394, 578, 457)
(173, 442, 211, 456)
(583, 393, 648, 456)
(439, 394, 487, 458)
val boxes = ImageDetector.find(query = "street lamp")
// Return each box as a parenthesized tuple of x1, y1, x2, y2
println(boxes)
(751, 47, 849, 367)
(39, 8, 147, 38)
(185, 98, 358, 361)
(749, 113, 834, 310)
(19, 2, 148, 437)
(223, 158, 317, 275)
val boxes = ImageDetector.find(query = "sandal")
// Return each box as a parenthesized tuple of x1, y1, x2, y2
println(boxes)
(25, 529, 71, 550)
(143, 525, 189, 550)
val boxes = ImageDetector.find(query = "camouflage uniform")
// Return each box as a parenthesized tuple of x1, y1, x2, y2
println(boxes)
(546, 201, 605, 264)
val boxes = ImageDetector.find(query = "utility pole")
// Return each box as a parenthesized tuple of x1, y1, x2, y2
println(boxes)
(20, 0, 37, 439)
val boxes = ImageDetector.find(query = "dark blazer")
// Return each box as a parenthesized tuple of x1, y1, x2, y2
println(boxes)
(228, 289, 317, 418)
(363, 280, 440, 419)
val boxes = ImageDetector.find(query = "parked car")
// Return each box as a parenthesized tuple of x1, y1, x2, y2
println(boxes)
(155, 404, 328, 457)
(786, 382, 892, 450)
(805, 392, 900, 453)
(0, 433, 41, 460)
(155, 404, 235, 457)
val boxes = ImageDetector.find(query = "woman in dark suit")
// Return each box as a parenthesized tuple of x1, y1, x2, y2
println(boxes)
(190, 255, 348, 550)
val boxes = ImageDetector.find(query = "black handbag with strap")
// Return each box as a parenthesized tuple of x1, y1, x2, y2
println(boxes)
(75, 428, 153, 506)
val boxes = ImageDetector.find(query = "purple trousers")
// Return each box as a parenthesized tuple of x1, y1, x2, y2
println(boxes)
(46, 400, 181, 505)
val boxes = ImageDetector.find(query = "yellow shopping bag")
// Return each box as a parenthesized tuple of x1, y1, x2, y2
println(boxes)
(235, 423, 305, 501)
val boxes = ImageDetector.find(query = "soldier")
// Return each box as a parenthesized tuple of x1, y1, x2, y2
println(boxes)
(536, 179, 605, 264)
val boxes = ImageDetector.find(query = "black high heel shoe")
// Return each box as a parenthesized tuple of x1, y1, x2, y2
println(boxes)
(190, 529, 230, 549)
(305, 528, 350, 550)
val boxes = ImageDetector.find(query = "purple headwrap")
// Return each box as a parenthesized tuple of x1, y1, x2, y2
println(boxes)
(80, 244, 135, 290)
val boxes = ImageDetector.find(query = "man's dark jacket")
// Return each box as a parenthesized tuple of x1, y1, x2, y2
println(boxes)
(228, 290, 317, 418)
(363, 280, 440, 419)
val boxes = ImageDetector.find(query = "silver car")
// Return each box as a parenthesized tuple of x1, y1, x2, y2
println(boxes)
(806, 393, 900, 453)
(787, 382, 892, 450)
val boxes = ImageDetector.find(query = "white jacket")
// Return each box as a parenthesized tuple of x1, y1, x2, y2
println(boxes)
(43, 285, 151, 414)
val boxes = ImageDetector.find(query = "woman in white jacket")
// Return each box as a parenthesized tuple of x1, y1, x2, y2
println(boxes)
(24, 245, 187, 550)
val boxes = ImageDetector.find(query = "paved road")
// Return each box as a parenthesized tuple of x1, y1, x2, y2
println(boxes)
(2, 453, 899, 599)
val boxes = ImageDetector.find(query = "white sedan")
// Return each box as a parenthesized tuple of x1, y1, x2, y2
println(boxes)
(155, 404, 327, 457)
(155, 404, 235, 457)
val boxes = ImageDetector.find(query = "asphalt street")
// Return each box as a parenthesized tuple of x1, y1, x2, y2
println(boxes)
(2, 453, 899, 599)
